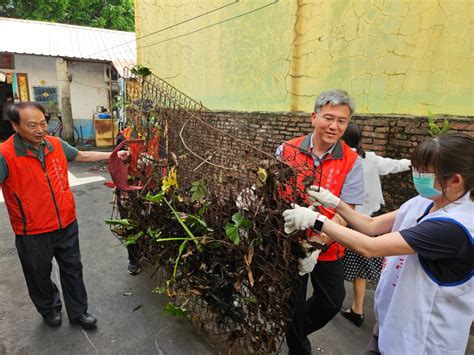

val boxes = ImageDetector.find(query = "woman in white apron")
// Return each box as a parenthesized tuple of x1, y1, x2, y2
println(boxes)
(283, 132, 473, 355)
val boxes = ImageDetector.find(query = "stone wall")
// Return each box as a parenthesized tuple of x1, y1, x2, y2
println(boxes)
(208, 111, 474, 212)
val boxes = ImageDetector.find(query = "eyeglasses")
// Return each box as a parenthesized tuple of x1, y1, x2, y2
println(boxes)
(25, 121, 48, 130)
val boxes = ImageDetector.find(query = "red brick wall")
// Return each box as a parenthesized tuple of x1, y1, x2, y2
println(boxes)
(208, 111, 474, 211)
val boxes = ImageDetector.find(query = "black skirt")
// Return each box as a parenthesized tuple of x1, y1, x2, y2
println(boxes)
(343, 248, 384, 281)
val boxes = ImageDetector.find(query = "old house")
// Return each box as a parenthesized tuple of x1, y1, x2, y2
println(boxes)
(0, 17, 136, 142)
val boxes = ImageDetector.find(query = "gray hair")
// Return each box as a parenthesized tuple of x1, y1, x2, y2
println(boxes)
(313, 89, 356, 117)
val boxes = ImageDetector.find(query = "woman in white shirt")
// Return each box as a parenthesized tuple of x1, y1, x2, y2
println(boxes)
(340, 123, 411, 326)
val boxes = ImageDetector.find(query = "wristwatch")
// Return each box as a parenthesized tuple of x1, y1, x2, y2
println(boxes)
(312, 214, 327, 233)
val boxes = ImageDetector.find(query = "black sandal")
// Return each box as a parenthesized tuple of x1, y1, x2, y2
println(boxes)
(341, 307, 364, 327)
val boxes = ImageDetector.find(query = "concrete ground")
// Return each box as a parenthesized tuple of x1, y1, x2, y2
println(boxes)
(0, 157, 472, 354)
(0, 160, 215, 354)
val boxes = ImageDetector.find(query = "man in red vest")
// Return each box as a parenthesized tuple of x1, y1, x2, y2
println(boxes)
(0, 102, 129, 329)
(277, 90, 364, 354)
(114, 123, 161, 274)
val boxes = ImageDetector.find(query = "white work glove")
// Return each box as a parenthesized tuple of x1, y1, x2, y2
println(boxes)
(282, 204, 319, 234)
(298, 250, 321, 276)
(307, 186, 340, 209)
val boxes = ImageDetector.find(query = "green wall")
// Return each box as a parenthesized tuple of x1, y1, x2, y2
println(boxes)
(136, 0, 473, 116)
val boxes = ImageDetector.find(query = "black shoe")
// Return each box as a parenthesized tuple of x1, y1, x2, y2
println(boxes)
(43, 309, 62, 327)
(302, 337, 312, 354)
(70, 312, 97, 329)
(288, 337, 311, 355)
(341, 307, 364, 327)
(128, 262, 141, 275)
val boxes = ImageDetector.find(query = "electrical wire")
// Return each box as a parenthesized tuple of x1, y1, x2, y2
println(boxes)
(85, 0, 239, 58)
(136, 0, 279, 51)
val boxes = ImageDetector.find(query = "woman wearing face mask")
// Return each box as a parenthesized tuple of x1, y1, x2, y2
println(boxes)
(282, 132, 474, 355)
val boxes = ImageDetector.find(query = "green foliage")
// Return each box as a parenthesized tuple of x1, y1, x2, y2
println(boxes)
(244, 295, 258, 305)
(0, 0, 135, 31)
(190, 178, 206, 203)
(104, 218, 136, 230)
(145, 191, 165, 203)
(131, 64, 152, 77)
(225, 212, 252, 246)
(152, 286, 167, 294)
(163, 303, 190, 318)
(428, 111, 450, 137)
(125, 230, 144, 246)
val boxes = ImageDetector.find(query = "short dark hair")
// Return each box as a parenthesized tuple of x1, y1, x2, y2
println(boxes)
(411, 132, 474, 200)
(342, 122, 365, 158)
(7, 102, 46, 125)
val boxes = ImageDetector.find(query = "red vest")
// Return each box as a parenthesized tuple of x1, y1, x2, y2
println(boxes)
(0, 134, 76, 235)
(280, 134, 359, 261)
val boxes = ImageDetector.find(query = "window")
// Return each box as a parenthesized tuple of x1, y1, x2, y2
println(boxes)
(33, 86, 59, 115)
(105, 66, 118, 82)
(0, 53, 14, 69)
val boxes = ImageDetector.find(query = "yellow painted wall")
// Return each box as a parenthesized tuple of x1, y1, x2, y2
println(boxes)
(135, 0, 473, 116)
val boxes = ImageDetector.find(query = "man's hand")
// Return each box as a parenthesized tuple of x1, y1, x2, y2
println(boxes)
(307, 186, 340, 209)
(117, 150, 131, 161)
(298, 250, 320, 276)
(282, 204, 319, 234)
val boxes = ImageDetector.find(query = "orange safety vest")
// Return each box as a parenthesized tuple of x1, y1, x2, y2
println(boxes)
(0, 134, 76, 235)
(280, 134, 359, 261)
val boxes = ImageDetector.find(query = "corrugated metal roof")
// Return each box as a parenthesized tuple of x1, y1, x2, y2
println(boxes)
(0, 17, 136, 75)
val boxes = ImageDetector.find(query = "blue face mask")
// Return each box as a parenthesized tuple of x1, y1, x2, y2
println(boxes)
(412, 170, 441, 199)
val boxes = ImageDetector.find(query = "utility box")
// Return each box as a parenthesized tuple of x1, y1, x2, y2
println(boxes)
(94, 116, 118, 147)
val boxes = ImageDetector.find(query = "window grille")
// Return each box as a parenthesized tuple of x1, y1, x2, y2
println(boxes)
(33, 86, 59, 116)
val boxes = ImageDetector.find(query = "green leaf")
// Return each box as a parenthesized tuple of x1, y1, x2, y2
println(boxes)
(172, 240, 188, 279)
(225, 223, 240, 245)
(125, 231, 144, 245)
(104, 218, 132, 226)
(104, 218, 135, 230)
(146, 227, 160, 237)
(145, 191, 164, 203)
(231, 212, 252, 229)
(198, 201, 211, 216)
(441, 118, 450, 134)
(131, 64, 152, 77)
(225, 212, 252, 245)
(163, 303, 190, 318)
(427, 111, 449, 137)
(162, 197, 202, 252)
(190, 178, 206, 203)
(152, 286, 167, 294)
(244, 295, 258, 305)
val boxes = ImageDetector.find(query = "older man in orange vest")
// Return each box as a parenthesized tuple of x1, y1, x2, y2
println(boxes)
(0, 102, 129, 329)
(277, 90, 364, 355)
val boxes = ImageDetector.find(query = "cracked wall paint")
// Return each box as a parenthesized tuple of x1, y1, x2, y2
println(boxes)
(136, 0, 473, 116)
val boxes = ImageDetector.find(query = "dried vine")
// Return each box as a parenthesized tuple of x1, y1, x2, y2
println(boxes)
(107, 70, 317, 354)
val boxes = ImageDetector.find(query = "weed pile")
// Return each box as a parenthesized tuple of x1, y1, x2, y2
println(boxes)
(108, 71, 313, 353)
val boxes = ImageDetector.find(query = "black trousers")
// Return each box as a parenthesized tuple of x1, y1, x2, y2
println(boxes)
(127, 243, 139, 264)
(287, 259, 346, 354)
(117, 192, 140, 264)
(15, 220, 88, 320)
